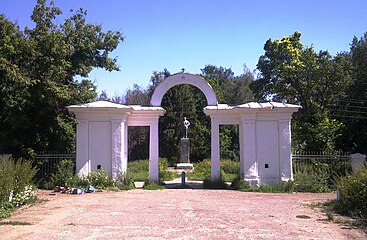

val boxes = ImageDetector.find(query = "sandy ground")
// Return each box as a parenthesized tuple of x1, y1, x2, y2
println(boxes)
(0, 188, 366, 240)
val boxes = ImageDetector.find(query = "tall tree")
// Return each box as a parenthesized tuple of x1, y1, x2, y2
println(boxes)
(0, 0, 123, 156)
(121, 66, 255, 163)
(251, 32, 352, 152)
(335, 33, 367, 153)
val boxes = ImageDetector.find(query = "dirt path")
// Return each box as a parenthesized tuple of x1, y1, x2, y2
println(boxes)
(0, 189, 365, 240)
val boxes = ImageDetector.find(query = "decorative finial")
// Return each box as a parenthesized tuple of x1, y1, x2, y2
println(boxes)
(181, 68, 185, 73)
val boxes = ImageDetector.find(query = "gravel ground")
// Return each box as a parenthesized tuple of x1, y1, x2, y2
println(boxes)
(0, 189, 366, 240)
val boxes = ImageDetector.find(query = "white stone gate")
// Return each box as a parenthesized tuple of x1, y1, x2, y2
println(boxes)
(68, 72, 300, 185)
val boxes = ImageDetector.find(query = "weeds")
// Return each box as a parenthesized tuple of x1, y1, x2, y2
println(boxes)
(143, 181, 166, 190)
(128, 158, 177, 182)
(293, 163, 331, 193)
(0, 221, 32, 226)
(333, 167, 367, 219)
(0, 156, 37, 219)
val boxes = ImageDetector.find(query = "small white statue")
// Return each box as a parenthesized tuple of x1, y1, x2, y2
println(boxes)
(183, 117, 190, 138)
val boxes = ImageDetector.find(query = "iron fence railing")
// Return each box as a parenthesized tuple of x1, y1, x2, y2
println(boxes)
(30, 151, 355, 184)
(32, 152, 76, 183)
(292, 151, 352, 181)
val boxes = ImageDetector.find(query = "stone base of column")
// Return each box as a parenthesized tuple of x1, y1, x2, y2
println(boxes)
(176, 163, 194, 170)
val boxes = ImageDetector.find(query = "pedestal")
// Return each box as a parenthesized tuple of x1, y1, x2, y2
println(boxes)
(177, 138, 194, 170)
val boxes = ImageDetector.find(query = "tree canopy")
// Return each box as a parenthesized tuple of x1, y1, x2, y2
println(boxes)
(251, 32, 352, 152)
(334, 33, 367, 153)
(0, 0, 123, 156)
(114, 66, 254, 163)
(1, 0, 366, 160)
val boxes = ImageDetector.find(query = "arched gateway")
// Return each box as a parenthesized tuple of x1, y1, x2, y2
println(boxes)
(68, 72, 301, 185)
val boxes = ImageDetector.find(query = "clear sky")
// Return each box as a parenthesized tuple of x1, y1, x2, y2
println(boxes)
(1, 0, 367, 97)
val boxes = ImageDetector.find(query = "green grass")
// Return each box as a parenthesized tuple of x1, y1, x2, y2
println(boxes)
(128, 159, 177, 182)
(0, 221, 32, 225)
(143, 182, 166, 190)
(128, 160, 149, 181)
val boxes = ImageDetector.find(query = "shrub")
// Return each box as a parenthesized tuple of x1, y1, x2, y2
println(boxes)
(203, 173, 227, 189)
(46, 159, 75, 189)
(0, 157, 37, 218)
(86, 169, 115, 189)
(334, 167, 367, 219)
(293, 163, 331, 193)
(231, 177, 294, 193)
(221, 160, 240, 174)
(115, 172, 135, 190)
(231, 178, 251, 190)
(257, 181, 294, 193)
(159, 158, 176, 181)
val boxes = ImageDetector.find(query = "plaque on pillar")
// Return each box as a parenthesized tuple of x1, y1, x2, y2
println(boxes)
(176, 117, 194, 170)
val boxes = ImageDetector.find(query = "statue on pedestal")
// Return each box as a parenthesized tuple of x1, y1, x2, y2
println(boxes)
(177, 117, 194, 170)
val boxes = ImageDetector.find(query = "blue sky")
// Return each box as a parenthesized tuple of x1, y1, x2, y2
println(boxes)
(1, 0, 367, 97)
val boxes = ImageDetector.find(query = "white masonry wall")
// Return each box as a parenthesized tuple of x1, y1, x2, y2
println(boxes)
(68, 101, 165, 181)
(74, 112, 127, 178)
(205, 102, 300, 185)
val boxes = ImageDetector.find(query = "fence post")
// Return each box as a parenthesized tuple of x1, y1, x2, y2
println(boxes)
(350, 153, 366, 172)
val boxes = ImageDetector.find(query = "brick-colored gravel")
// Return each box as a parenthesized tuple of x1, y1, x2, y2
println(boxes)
(1, 189, 366, 240)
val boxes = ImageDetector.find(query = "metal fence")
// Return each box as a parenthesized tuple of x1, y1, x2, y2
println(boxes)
(31, 151, 353, 184)
(292, 151, 352, 181)
(32, 152, 76, 182)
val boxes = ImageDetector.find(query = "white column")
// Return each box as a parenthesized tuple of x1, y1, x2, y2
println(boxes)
(240, 115, 258, 183)
(149, 119, 160, 183)
(211, 117, 221, 181)
(76, 120, 90, 177)
(124, 123, 128, 174)
(278, 117, 292, 181)
(239, 122, 244, 179)
(111, 116, 127, 179)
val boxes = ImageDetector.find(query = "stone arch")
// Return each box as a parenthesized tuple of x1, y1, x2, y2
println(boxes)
(150, 73, 218, 107)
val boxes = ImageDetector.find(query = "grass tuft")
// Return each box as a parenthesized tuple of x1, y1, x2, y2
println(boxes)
(0, 221, 32, 226)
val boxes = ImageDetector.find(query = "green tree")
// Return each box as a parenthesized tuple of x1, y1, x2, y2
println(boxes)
(335, 33, 367, 153)
(122, 66, 254, 163)
(124, 84, 150, 105)
(0, 0, 123, 156)
(251, 32, 352, 152)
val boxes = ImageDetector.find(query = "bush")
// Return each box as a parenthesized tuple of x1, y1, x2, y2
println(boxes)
(231, 178, 251, 190)
(203, 173, 227, 189)
(231, 177, 294, 193)
(159, 158, 177, 181)
(86, 169, 115, 189)
(45, 159, 75, 189)
(115, 172, 135, 190)
(293, 163, 331, 193)
(221, 160, 240, 174)
(334, 167, 367, 219)
(0, 157, 37, 218)
(46, 160, 134, 190)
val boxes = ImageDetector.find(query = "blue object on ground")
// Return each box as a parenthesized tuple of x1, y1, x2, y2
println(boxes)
(72, 188, 85, 194)
(87, 185, 96, 193)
